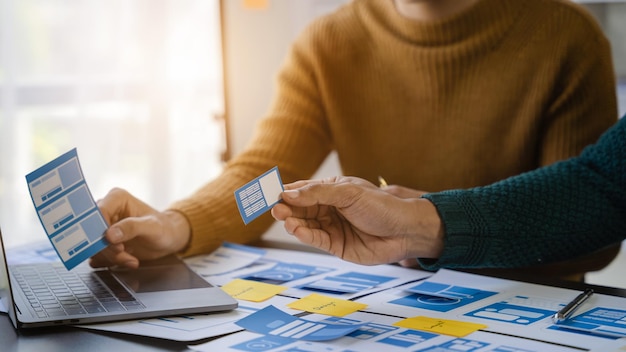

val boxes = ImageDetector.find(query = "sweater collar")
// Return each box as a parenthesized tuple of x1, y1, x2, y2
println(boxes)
(358, 0, 526, 47)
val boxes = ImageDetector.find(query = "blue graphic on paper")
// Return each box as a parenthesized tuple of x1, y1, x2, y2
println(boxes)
(298, 271, 396, 294)
(549, 307, 626, 338)
(235, 305, 368, 341)
(243, 262, 320, 284)
(231, 334, 295, 351)
(323, 317, 398, 340)
(389, 282, 497, 312)
(378, 329, 438, 348)
(26, 148, 108, 270)
(465, 295, 560, 325)
(235, 166, 284, 225)
(416, 338, 489, 351)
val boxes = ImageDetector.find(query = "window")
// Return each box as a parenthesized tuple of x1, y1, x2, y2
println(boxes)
(0, 0, 225, 247)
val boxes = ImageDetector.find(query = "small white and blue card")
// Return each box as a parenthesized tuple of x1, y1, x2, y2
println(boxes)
(26, 148, 108, 270)
(234, 166, 284, 224)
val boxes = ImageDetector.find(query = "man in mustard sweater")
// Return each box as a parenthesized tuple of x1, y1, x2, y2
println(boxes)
(91, 0, 618, 281)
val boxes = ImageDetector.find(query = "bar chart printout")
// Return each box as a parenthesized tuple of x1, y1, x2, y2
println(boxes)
(26, 148, 108, 270)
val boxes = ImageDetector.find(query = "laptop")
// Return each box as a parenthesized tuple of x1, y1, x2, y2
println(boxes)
(0, 227, 238, 328)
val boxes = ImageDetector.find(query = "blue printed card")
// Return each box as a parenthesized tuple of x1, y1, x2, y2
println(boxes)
(234, 166, 284, 224)
(26, 148, 108, 270)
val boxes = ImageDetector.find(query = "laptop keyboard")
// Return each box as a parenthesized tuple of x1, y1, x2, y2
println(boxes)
(11, 263, 145, 318)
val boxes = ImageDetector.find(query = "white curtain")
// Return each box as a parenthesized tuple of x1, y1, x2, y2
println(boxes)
(0, 0, 225, 247)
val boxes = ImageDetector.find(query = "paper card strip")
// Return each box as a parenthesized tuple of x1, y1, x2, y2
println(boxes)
(393, 316, 487, 337)
(221, 279, 287, 302)
(287, 293, 368, 317)
(25, 148, 108, 270)
(234, 166, 284, 224)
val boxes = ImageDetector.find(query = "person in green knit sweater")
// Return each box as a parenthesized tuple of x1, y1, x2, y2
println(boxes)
(90, 0, 619, 281)
(270, 117, 626, 270)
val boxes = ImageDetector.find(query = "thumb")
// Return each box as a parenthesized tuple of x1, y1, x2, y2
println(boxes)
(104, 226, 126, 245)
(282, 183, 357, 208)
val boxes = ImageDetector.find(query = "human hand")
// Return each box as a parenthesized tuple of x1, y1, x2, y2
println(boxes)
(381, 184, 427, 199)
(271, 176, 444, 265)
(89, 188, 191, 269)
(379, 182, 428, 268)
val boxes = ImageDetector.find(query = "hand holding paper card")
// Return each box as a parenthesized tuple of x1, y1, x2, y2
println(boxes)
(234, 166, 284, 224)
(25, 148, 108, 270)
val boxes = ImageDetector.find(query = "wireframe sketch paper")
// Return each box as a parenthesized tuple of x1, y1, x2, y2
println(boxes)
(234, 166, 284, 224)
(26, 148, 108, 270)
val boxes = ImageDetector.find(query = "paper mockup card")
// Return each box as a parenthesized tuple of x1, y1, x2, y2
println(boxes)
(234, 166, 284, 224)
(235, 305, 367, 341)
(26, 148, 108, 270)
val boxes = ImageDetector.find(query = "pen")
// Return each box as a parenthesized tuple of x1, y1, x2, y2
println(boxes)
(552, 288, 594, 324)
(378, 176, 388, 188)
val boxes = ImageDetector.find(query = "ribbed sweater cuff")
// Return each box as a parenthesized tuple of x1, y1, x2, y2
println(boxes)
(418, 192, 488, 270)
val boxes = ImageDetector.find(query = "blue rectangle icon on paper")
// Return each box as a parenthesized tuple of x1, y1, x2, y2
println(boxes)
(235, 166, 284, 224)
(26, 148, 108, 270)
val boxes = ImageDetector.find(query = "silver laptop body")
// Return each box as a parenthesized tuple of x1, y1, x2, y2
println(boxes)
(0, 227, 237, 328)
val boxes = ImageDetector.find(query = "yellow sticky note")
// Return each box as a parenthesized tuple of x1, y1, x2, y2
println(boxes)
(393, 316, 487, 337)
(287, 293, 367, 317)
(221, 279, 287, 302)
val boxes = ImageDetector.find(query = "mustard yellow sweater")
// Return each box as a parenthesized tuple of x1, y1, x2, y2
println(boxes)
(171, 0, 617, 257)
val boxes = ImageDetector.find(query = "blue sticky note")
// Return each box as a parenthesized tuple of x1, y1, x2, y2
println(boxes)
(26, 148, 108, 270)
(235, 166, 284, 224)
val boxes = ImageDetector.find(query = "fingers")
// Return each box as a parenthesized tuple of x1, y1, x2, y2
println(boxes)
(97, 187, 156, 225)
(91, 214, 162, 269)
(283, 217, 332, 253)
(282, 176, 342, 191)
(397, 258, 420, 268)
(104, 216, 151, 245)
(281, 182, 361, 209)
(271, 203, 293, 221)
(97, 188, 133, 225)
(89, 240, 139, 269)
(90, 250, 140, 269)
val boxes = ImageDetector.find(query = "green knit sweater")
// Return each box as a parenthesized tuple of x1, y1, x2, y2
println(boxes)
(422, 117, 626, 270)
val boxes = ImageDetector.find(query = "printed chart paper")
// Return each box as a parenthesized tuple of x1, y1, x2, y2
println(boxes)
(235, 305, 368, 341)
(191, 311, 585, 352)
(26, 148, 108, 270)
(550, 307, 626, 338)
(185, 242, 266, 276)
(235, 166, 284, 224)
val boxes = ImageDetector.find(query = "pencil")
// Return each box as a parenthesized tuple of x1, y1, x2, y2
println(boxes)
(378, 176, 388, 188)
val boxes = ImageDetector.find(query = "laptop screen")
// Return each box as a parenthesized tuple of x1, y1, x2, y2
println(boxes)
(0, 228, 19, 328)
